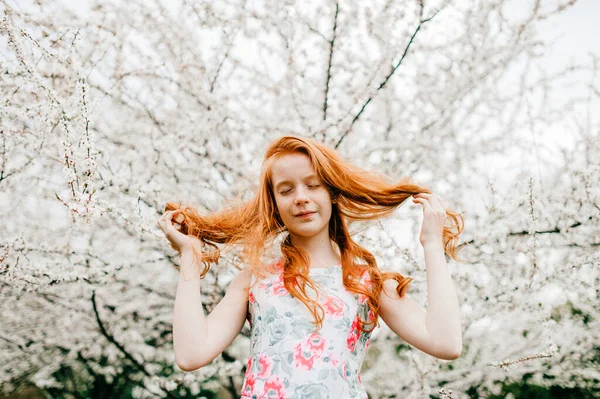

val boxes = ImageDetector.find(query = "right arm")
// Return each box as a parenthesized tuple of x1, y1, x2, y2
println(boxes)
(173, 249, 252, 371)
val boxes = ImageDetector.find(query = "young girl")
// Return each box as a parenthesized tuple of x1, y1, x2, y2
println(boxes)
(157, 135, 464, 399)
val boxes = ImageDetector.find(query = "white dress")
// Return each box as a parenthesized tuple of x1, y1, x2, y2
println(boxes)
(241, 258, 375, 399)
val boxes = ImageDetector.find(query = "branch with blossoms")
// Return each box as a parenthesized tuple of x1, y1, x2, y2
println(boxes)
(489, 352, 555, 371)
(1, 0, 598, 398)
(91, 291, 184, 399)
(334, 3, 442, 148)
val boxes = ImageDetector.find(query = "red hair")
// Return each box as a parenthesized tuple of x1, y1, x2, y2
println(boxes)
(165, 135, 464, 332)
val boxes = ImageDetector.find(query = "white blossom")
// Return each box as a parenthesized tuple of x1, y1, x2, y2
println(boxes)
(1, 0, 598, 398)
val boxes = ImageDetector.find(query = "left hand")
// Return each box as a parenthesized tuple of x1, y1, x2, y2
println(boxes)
(412, 193, 447, 247)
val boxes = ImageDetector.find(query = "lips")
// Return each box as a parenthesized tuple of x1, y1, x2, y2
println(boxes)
(295, 211, 316, 217)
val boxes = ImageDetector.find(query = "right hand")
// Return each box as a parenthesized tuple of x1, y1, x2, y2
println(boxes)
(157, 210, 204, 254)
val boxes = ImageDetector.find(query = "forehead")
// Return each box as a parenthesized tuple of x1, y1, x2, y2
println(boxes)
(270, 153, 316, 183)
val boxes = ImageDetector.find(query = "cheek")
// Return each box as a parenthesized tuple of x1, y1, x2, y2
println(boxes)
(274, 197, 288, 215)
(319, 192, 333, 208)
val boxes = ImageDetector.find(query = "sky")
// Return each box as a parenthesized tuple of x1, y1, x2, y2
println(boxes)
(525, 0, 599, 147)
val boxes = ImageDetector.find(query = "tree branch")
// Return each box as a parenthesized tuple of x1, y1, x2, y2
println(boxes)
(323, 2, 339, 121)
(334, 8, 441, 149)
(458, 217, 597, 249)
(91, 291, 183, 399)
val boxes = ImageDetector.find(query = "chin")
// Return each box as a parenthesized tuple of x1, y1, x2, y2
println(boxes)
(289, 225, 328, 238)
(289, 229, 319, 238)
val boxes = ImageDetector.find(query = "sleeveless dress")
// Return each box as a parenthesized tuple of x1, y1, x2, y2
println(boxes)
(241, 259, 375, 399)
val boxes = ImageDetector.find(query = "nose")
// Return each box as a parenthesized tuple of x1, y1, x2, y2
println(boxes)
(294, 186, 310, 205)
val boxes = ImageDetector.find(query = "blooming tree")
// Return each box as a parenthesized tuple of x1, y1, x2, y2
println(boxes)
(1, 0, 598, 398)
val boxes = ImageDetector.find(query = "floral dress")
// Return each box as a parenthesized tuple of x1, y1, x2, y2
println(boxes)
(241, 259, 375, 399)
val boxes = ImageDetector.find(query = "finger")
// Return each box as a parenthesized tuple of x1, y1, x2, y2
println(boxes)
(168, 210, 184, 224)
(428, 194, 445, 211)
(159, 210, 173, 222)
(413, 195, 431, 204)
(415, 193, 445, 212)
(432, 195, 448, 214)
(157, 217, 168, 231)
(415, 192, 441, 200)
(165, 214, 178, 230)
(168, 212, 184, 228)
(166, 211, 178, 223)
(159, 212, 177, 231)
(158, 212, 172, 228)
(412, 197, 432, 211)
(157, 212, 168, 225)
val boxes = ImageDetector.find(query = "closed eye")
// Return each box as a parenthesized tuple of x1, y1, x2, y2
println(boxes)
(279, 183, 320, 195)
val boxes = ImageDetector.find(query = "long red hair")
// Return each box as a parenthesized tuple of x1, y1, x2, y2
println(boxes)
(165, 135, 464, 332)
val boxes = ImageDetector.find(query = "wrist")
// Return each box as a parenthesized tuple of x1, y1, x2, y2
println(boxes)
(178, 248, 204, 280)
(421, 239, 444, 251)
(179, 266, 201, 281)
(179, 243, 204, 257)
(179, 248, 204, 269)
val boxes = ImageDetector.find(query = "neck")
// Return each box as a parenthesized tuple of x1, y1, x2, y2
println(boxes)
(289, 230, 340, 268)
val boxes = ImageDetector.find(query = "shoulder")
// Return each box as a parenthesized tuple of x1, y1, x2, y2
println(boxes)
(227, 266, 253, 293)
(229, 259, 281, 290)
(381, 278, 400, 298)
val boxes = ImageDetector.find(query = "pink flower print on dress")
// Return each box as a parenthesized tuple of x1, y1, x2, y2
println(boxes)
(306, 332, 328, 356)
(294, 343, 317, 370)
(346, 316, 360, 352)
(330, 354, 339, 367)
(292, 332, 329, 370)
(241, 373, 264, 398)
(256, 353, 274, 379)
(357, 293, 367, 304)
(244, 356, 253, 378)
(269, 278, 289, 296)
(293, 350, 317, 370)
(267, 259, 284, 274)
(321, 295, 344, 319)
(263, 375, 287, 398)
(293, 341, 318, 371)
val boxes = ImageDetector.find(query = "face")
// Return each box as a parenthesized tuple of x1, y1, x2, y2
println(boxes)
(270, 153, 333, 240)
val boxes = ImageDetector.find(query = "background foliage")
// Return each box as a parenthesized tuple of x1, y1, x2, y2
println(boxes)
(1, 0, 598, 398)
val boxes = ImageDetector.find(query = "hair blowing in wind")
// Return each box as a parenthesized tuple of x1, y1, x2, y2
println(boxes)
(165, 135, 464, 332)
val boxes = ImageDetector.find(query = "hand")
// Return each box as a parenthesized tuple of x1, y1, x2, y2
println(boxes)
(156, 210, 204, 254)
(412, 193, 447, 247)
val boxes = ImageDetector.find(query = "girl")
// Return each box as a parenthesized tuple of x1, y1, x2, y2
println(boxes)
(157, 135, 464, 399)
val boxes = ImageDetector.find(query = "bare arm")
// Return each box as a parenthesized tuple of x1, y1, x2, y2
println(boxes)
(173, 249, 251, 371)
(379, 243, 462, 361)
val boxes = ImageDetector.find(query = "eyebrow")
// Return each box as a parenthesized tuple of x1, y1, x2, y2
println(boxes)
(273, 174, 319, 190)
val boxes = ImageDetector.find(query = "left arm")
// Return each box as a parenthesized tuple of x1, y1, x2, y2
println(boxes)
(422, 240, 462, 358)
(379, 193, 462, 360)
